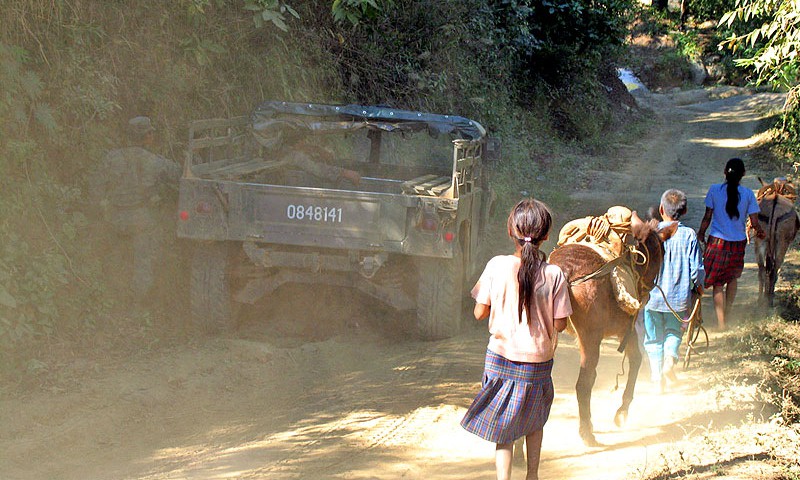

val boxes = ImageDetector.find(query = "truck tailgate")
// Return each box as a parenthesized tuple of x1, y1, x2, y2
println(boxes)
(179, 179, 410, 251)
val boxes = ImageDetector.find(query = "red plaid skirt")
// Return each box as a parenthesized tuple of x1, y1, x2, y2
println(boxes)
(461, 349, 554, 444)
(703, 236, 747, 287)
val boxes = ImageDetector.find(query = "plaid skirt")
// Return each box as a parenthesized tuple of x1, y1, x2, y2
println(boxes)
(703, 236, 747, 287)
(461, 349, 554, 444)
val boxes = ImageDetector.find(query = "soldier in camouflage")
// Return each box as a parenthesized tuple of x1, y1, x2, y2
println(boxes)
(90, 116, 181, 301)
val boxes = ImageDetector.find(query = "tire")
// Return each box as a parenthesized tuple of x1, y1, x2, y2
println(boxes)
(416, 240, 466, 340)
(190, 242, 236, 334)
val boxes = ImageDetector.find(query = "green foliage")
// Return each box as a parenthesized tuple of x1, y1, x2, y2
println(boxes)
(487, 0, 635, 87)
(180, 34, 227, 65)
(719, 0, 800, 89)
(719, 0, 800, 145)
(686, 0, 736, 21)
(244, 0, 299, 30)
(332, 0, 393, 26)
(672, 29, 701, 60)
(0, 41, 105, 358)
(782, 88, 800, 140)
(0, 45, 54, 137)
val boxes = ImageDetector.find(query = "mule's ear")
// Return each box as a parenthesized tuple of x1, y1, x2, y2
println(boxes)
(658, 221, 679, 242)
(631, 210, 643, 228)
(758, 176, 766, 186)
(630, 211, 652, 241)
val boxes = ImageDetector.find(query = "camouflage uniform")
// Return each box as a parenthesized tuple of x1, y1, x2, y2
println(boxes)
(90, 117, 181, 300)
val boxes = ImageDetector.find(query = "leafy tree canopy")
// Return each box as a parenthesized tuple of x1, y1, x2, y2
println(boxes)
(719, 0, 800, 89)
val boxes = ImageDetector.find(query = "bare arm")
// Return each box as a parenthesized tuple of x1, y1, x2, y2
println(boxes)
(749, 212, 766, 239)
(474, 302, 490, 320)
(554, 317, 568, 333)
(697, 206, 713, 242)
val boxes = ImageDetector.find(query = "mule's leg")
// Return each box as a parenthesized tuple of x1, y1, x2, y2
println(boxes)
(768, 266, 778, 307)
(615, 331, 643, 427)
(576, 335, 601, 446)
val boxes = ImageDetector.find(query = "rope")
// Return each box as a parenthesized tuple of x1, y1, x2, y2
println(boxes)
(612, 307, 639, 393)
(653, 284, 700, 326)
(629, 244, 649, 297)
(611, 244, 650, 391)
(569, 256, 625, 286)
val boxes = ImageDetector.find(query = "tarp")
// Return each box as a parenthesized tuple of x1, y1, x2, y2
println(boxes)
(252, 101, 486, 141)
(617, 68, 649, 93)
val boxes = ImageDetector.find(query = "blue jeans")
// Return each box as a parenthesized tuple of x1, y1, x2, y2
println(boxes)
(643, 309, 686, 382)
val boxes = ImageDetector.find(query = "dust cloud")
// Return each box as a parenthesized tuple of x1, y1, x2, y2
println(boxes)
(1, 88, 794, 479)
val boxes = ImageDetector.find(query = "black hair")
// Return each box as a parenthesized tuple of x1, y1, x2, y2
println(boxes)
(507, 198, 553, 325)
(645, 205, 663, 222)
(724, 158, 745, 220)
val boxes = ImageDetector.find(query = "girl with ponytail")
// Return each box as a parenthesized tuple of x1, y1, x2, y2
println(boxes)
(698, 158, 765, 330)
(461, 198, 572, 480)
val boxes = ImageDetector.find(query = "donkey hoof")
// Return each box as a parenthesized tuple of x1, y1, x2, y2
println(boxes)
(581, 433, 601, 447)
(579, 427, 600, 447)
(614, 409, 628, 427)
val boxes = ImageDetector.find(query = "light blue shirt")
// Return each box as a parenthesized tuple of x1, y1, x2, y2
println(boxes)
(704, 183, 760, 241)
(646, 221, 705, 313)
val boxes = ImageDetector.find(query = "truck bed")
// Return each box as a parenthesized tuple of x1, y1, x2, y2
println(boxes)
(188, 156, 451, 197)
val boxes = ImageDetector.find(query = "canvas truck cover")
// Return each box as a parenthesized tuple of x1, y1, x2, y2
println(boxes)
(252, 101, 486, 143)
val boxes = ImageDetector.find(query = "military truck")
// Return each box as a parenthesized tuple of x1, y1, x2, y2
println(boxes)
(176, 101, 495, 338)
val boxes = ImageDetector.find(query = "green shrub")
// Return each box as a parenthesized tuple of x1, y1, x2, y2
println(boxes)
(686, 0, 736, 21)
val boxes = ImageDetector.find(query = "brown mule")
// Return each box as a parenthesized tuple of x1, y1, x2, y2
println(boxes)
(549, 212, 674, 446)
(754, 178, 800, 307)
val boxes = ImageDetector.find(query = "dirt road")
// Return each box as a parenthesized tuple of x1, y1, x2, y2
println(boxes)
(1, 88, 792, 479)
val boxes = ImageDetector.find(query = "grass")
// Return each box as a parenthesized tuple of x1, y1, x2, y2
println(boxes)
(632, 312, 800, 479)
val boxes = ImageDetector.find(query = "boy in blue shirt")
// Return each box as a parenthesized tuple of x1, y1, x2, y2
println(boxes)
(644, 189, 705, 392)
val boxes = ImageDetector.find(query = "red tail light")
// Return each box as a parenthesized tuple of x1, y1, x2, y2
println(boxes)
(179, 210, 189, 221)
(443, 232, 455, 242)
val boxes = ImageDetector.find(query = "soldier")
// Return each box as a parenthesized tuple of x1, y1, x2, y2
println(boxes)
(90, 116, 181, 302)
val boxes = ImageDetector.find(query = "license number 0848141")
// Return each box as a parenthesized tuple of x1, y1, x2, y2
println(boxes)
(286, 204, 343, 223)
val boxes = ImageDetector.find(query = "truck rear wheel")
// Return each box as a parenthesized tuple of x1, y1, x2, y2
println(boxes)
(416, 241, 466, 339)
(190, 242, 236, 333)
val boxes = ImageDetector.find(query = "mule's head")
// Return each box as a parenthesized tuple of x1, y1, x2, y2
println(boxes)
(630, 210, 670, 293)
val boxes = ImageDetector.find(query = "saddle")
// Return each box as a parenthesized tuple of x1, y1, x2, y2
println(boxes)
(557, 206, 642, 315)
(756, 177, 797, 202)
(749, 177, 799, 242)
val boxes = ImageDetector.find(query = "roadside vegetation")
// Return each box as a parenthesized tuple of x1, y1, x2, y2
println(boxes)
(0, 0, 644, 370)
(1, 2, 800, 474)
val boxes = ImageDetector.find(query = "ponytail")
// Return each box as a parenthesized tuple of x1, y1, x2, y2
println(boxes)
(517, 240, 545, 325)
(724, 158, 745, 220)
(508, 199, 552, 325)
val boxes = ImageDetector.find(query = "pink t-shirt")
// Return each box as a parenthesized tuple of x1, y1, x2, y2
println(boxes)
(471, 255, 573, 363)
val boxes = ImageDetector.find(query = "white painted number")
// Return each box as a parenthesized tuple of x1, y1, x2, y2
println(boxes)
(286, 204, 343, 223)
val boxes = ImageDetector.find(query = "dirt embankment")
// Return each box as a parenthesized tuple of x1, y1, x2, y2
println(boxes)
(2, 87, 799, 479)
